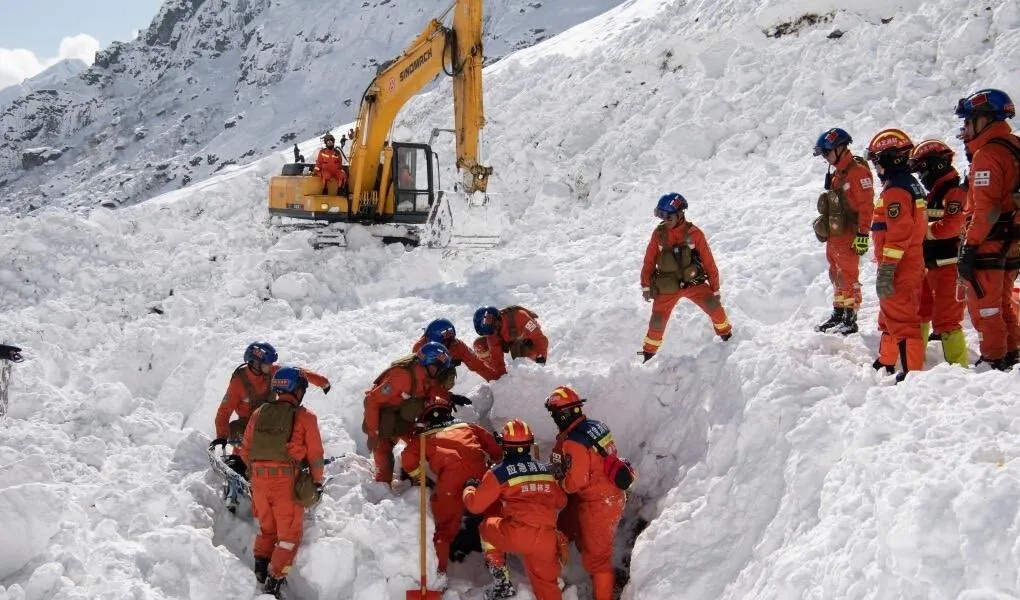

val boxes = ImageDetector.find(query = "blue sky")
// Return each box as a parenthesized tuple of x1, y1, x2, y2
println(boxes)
(0, 0, 164, 89)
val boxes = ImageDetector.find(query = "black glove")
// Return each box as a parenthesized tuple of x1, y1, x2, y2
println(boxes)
(0, 344, 23, 362)
(322, 382, 331, 394)
(314, 482, 324, 502)
(452, 358, 463, 367)
(534, 356, 546, 365)
(450, 394, 472, 406)
(957, 244, 978, 282)
(463, 478, 480, 489)
(209, 438, 227, 450)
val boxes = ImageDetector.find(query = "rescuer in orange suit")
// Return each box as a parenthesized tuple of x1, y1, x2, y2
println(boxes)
(639, 192, 732, 362)
(413, 318, 501, 382)
(313, 133, 346, 195)
(210, 342, 330, 471)
(471, 305, 549, 377)
(463, 419, 567, 600)
(545, 386, 626, 600)
(867, 129, 928, 381)
(908, 139, 969, 367)
(240, 366, 325, 598)
(812, 127, 876, 334)
(363, 342, 460, 483)
(954, 88, 1020, 370)
(399, 396, 503, 572)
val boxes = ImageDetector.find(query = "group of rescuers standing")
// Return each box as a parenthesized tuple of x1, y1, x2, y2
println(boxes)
(205, 87, 1018, 600)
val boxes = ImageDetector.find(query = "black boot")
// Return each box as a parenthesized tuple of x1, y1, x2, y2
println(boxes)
(254, 557, 269, 585)
(483, 562, 516, 600)
(1004, 350, 1019, 369)
(833, 308, 857, 335)
(872, 359, 894, 374)
(639, 350, 655, 363)
(816, 307, 846, 332)
(263, 575, 285, 598)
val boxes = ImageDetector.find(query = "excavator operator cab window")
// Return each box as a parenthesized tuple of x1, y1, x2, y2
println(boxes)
(394, 144, 434, 214)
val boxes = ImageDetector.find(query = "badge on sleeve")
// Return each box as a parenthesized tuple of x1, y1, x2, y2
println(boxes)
(946, 202, 961, 215)
(887, 202, 901, 218)
(973, 170, 991, 187)
(860, 178, 873, 189)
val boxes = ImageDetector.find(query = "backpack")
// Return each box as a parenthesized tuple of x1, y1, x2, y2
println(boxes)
(247, 401, 297, 461)
(575, 423, 636, 491)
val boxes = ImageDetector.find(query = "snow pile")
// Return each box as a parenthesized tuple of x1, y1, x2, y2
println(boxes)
(1, 0, 1019, 598)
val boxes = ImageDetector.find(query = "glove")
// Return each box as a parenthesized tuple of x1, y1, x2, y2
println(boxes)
(209, 438, 227, 450)
(534, 356, 546, 364)
(450, 394, 473, 406)
(851, 234, 869, 256)
(463, 478, 480, 489)
(641, 287, 652, 302)
(321, 382, 331, 394)
(314, 482, 324, 502)
(876, 263, 897, 298)
(957, 244, 978, 282)
(452, 358, 463, 367)
(548, 455, 572, 480)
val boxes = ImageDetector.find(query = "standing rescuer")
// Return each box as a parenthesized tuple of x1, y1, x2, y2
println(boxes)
(545, 386, 627, 600)
(954, 88, 1020, 370)
(240, 367, 325, 598)
(640, 192, 732, 362)
(867, 128, 929, 381)
(907, 139, 970, 367)
(812, 127, 876, 334)
(313, 133, 346, 195)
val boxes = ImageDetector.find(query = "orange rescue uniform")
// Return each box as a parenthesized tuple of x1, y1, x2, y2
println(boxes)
(476, 307, 549, 378)
(552, 418, 626, 600)
(412, 335, 500, 382)
(215, 364, 329, 440)
(240, 395, 325, 580)
(961, 121, 1020, 361)
(400, 421, 503, 571)
(920, 171, 967, 334)
(314, 147, 346, 191)
(641, 220, 731, 354)
(872, 170, 928, 371)
(363, 362, 450, 482)
(826, 154, 875, 309)
(464, 452, 567, 600)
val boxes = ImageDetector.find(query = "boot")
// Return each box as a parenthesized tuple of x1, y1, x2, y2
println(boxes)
(834, 308, 857, 335)
(253, 557, 269, 585)
(872, 359, 894, 374)
(816, 307, 846, 332)
(263, 575, 286, 599)
(483, 562, 516, 600)
(720, 332, 732, 341)
(1005, 350, 1019, 369)
(939, 330, 969, 368)
(638, 350, 655, 363)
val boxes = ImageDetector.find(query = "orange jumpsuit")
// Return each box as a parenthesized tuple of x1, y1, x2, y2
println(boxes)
(872, 170, 928, 371)
(961, 121, 1020, 361)
(463, 453, 567, 600)
(920, 171, 967, 334)
(215, 365, 329, 441)
(412, 335, 500, 382)
(363, 362, 450, 482)
(826, 154, 875, 309)
(400, 421, 502, 571)
(641, 220, 731, 354)
(314, 147, 346, 192)
(476, 307, 549, 378)
(240, 395, 324, 580)
(552, 418, 626, 600)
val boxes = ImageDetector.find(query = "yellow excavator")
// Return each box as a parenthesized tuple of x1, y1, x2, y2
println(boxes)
(267, 0, 500, 248)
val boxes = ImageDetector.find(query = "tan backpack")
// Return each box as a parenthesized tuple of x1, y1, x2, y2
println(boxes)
(247, 401, 297, 461)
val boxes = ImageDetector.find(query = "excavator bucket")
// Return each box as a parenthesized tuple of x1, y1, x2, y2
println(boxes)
(424, 190, 501, 249)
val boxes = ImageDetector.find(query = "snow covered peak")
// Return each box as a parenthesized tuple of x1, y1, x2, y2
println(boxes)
(0, 59, 87, 115)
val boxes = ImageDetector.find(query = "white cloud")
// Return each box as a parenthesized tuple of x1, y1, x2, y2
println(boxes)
(0, 34, 100, 90)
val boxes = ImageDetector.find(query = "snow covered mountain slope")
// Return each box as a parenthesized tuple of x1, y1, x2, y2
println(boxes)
(0, 0, 624, 215)
(2, 0, 1020, 599)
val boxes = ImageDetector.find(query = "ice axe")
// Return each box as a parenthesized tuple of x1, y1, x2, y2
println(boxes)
(406, 431, 441, 600)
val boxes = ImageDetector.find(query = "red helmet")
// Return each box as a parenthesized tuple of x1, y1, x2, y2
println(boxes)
(868, 128, 913, 169)
(907, 139, 954, 176)
(500, 419, 534, 446)
(545, 386, 584, 411)
(421, 396, 454, 425)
